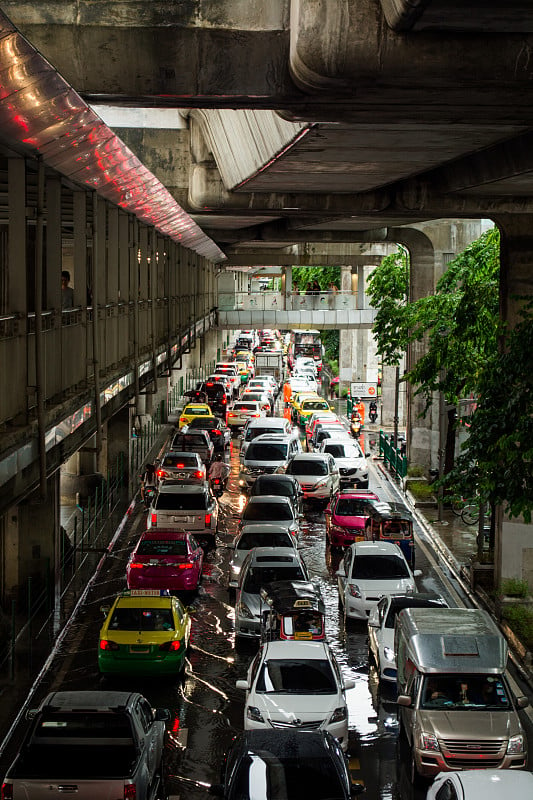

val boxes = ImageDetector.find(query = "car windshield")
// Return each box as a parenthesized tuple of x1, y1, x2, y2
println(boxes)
(420, 674, 510, 710)
(161, 455, 197, 468)
(243, 503, 293, 521)
(155, 492, 208, 510)
(351, 554, 409, 579)
(136, 539, 188, 556)
(189, 418, 218, 429)
(246, 443, 288, 461)
(335, 499, 371, 517)
(237, 532, 292, 550)
(108, 607, 175, 631)
(256, 658, 336, 694)
(246, 427, 284, 442)
(243, 566, 304, 594)
(287, 460, 328, 476)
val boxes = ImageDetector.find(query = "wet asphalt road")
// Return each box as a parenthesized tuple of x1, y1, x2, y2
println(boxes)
(0, 422, 531, 799)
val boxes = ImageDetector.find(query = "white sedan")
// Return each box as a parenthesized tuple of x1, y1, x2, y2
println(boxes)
(426, 769, 533, 800)
(235, 639, 354, 752)
(337, 541, 422, 622)
(368, 593, 448, 683)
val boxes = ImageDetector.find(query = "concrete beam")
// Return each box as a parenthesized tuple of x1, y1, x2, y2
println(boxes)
(379, 0, 533, 33)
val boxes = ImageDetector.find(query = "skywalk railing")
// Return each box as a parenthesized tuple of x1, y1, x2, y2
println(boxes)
(218, 291, 358, 312)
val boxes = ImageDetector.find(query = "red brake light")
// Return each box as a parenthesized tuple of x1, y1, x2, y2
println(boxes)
(222, 397, 227, 404)
(176, 463, 185, 468)
(124, 785, 136, 800)
(129, 562, 144, 569)
(159, 640, 181, 652)
(205, 514, 212, 525)
(194, 470, 203, 479)
(151, 513, 157, 527)
(213, 430, 222, 435)
(207, 382, 214, 386)
(179, 563, 194, 570)
(157, 470, 167, 479)
(100, 639, 120, 651)
(2, 784, 13, 800)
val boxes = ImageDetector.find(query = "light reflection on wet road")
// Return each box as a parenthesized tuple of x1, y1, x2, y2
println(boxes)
(0, 424, 458, 800)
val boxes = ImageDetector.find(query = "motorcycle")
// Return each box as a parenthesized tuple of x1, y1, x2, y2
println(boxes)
(210, 477, 225, 498)
(368, 403, 378, 424)
(350, 412, 362, 438)
(142, 483, 156, 510)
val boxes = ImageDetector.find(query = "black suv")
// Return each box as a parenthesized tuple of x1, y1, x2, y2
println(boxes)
(199, 381, 228, 418)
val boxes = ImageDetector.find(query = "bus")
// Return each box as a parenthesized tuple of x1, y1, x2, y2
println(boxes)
(289, 329, 323, 372)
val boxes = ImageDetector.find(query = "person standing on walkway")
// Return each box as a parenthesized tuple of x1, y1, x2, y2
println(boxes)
(61, 270, 74, 309)
(328, 281, 338, 310)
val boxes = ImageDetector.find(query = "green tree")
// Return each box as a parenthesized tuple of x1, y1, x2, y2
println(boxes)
(366, 247, 410, 366)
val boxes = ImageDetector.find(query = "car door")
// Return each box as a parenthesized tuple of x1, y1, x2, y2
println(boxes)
(328, 455, 340, 493)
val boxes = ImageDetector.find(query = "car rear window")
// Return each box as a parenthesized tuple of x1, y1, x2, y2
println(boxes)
(155, 492, 208, 510)
(161, 455, 197, 468)
(252, 479, 293, 498)
(173, 433, 209, 447)
(136, 539, 188, 556)
(233, 402, 257, 411)
(242, 502, 293, 521)
(237, 531, 292, 550)
(186, 406, 210, 415)
(108, 607, 174, 631)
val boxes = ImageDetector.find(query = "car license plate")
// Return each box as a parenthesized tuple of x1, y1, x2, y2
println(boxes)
(130, 645, 149, 653)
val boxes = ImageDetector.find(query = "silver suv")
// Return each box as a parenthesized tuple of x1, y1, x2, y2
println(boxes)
(319, 438, 369, 489)
(239, 434, 301, 490)
(148, 482, 218, 546)
(156, 451, 206, 484)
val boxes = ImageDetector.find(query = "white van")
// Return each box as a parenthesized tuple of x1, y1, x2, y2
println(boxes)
(395, 607, 528, 781)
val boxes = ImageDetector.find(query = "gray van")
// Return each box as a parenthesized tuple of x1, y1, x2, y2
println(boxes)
(395, 607, 528, 781)
(238, 434, 301, 490)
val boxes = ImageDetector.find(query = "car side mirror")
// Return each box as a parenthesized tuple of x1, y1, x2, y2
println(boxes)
(517, 695, 529, 709)
(100, 605, 110, 616)
(235, 679, 249, 690)
(155, 708, 171, 722)
(397, 695, 412, 707)
(350, 784, 365, 796)
(413, 569, 422, 577)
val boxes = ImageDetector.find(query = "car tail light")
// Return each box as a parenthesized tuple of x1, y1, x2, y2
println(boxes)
(228, 412, 235, 417)
(205, 514, 212, 525)
(207, 382, 214, 386)
(222, 396, 227, 404)
(250, 413, 260, 417)
(194, 470, 204, 479)
(2, 784, 13, 800)
(179, 417, 186, 423)
(179, 563, 194, 570)
(124, 785, 136, 800)
(100, 639, 120, 651)
(159, 640, 181, 651)
(213, 430, 222, 436)
(157, 470, 167, 479)
(151, 513, 157, 527)
(129, 562, 144, 569)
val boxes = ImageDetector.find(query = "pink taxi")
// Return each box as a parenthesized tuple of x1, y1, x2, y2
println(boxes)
(325, 489, 379, 547)
(127, 529, 204, 593)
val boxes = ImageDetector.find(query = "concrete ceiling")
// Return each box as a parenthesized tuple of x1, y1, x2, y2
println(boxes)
(5, 0, 533, 261)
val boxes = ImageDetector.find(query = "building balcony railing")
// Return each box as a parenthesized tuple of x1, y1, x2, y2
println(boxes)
(218, 291, 358, 312)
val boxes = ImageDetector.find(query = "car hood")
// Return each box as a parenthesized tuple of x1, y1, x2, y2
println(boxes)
(353, 578, 414, 594)
(291, 474, 328, 485)
(417, 709, 520, 739)
(333, 457, 367, 469)
(256, 693, 342, 720)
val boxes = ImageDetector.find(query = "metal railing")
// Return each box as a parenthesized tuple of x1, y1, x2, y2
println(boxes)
(379, 429, 408, 479)
(218, 291, 358, 312)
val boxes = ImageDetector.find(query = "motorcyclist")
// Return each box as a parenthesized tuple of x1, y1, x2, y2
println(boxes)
(369, 400, 378, 422)
(208, 453, 230, 489)
(353, 396, 365, 425)
(140, 461, 157, 504)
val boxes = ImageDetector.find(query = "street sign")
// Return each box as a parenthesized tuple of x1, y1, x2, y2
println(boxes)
(350, 382, 378, 398)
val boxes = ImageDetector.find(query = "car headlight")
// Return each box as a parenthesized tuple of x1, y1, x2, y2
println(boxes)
(231, 564, 241, 575)
(348, 584, 361, 599)
(314, 478, 328, 487)
(329, 706, 347, 724)
(507, 734, 525, 754)
(247, 706, 265, 723)
(419, 732, 440, 752)
(237, 602, 254, 619)
(383, 646, 395, 662)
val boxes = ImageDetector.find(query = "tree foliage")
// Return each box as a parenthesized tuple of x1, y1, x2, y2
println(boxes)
(366, 248, 410, 365)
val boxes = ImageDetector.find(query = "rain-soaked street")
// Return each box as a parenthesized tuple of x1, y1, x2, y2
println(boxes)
(0, 417, 531, 799)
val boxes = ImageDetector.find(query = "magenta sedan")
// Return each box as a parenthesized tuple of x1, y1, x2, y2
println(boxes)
(325, 489, 380, 548)
(127, 529, 204, 593)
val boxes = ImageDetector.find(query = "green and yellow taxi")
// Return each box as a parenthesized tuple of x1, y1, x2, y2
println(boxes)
(178, 402, 214, 429)
(235, 361, 252, 384)
(290, 390, 319, 418)
(98, 589, 191, 677)
(296, 395, 333, 426)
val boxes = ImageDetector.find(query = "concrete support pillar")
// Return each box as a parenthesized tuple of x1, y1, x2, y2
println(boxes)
(106, 406, 130, 485)
(46, 175, 62, 312)
(338, 266, 353, 397)
(283, 266, 292, 310)
(3, 474, 59, 606)
(492, 215, 533, 591)
(61, 434, 104, 503)
(390, 228, 436, 470)
(217, 270, 237, 310)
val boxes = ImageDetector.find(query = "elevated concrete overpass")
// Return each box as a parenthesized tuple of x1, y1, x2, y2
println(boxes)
(0, 2, 532, 596)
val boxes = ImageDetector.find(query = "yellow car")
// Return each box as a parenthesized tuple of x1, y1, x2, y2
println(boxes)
(178, 402, 214, 429)
(290, 390, 318, 412)
(297, 396, 333, 426)
(98, 589, 191, 677)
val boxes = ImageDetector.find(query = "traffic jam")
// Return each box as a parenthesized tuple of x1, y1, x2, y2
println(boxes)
(1, 328, 533, 800)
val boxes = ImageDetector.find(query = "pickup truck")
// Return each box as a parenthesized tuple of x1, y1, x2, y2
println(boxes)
(1, 690, 170, 800)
